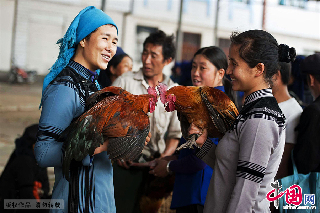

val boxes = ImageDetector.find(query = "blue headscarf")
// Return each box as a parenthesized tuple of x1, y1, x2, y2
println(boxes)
(41, 6, 118, 105)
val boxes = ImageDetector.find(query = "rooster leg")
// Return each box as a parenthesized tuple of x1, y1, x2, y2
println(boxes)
(176, 134, 200, 151)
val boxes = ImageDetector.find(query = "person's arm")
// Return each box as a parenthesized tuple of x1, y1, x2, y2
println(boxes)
(187, 124, 217, 169)
(276, 108, 301, 179)
(196, 138, 216, 168)
(161, 138, 180, 157)
(170, 152, 207, 173)
(151, 149, 207, 177)
(226, 118, 280, 213)
(35, 84, 90, 167)
(293, 106, 320, 174)
(275, 143, 294, 180)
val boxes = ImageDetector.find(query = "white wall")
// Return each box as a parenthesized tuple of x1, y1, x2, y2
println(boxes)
(266, 0, 320, 41)
(10, 0, 102, 74)
(0, 0, 15, 71)
(1, 0, 319, 74)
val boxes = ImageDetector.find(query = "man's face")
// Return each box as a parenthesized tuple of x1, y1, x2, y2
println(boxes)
(141, 43, 169, 78)
(81, 24, 118, 71)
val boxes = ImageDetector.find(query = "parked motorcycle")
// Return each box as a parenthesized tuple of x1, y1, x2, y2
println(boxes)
(8, 66, 37, 84)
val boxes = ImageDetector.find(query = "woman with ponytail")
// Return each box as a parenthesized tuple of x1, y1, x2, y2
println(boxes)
(191, 30, 296, 212)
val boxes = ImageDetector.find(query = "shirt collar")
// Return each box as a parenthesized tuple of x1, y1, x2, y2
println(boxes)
(214, 85, 225, 92)
(68, 60, 98, 82)
(244, 88, 273, 106)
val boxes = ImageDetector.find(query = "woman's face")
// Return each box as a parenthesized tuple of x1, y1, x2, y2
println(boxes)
(191, 54, 224, 87)
(226, 44, 258, 96)
(81, 24, 118, 71)
(113, 56, 133, 77)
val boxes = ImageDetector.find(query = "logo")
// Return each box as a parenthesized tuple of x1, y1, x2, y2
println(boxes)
(4, 199, 64, 210)
(266, 180, 316, 210)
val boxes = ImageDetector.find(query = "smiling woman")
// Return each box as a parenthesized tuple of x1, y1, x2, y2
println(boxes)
(34, 6, 120, 213)
(74, 24, 118, 72)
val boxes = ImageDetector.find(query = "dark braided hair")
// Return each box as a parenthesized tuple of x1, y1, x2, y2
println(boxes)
(230, 30, 296, 86)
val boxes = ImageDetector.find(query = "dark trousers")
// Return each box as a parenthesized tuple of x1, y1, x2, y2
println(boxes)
(113, 163, 149, 213)
(176, 204, 204, 213)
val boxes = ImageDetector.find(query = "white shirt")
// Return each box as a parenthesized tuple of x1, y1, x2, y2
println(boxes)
(278, 97, 303, 144)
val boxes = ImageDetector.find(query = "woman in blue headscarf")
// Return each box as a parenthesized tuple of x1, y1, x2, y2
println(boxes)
(34, 6, 118, 213)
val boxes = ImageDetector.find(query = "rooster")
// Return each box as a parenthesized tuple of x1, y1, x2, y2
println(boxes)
(157, 83, 239, 150)
(62, 86, 158, 180)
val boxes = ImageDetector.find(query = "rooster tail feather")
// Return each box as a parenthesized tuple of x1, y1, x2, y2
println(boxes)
(62, 115, 103, 180)
(200, 88, 228, 134)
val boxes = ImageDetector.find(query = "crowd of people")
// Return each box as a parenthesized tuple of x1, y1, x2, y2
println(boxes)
(1, 5, 319, 213)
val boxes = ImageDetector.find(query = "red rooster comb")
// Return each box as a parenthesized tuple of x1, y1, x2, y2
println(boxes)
(156, 82, 176, 112)
(147, 86, 158, 113)
(157, 82, 168, 104)
(147, 86, 157, 99)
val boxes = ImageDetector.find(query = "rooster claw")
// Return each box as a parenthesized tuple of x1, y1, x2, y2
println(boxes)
(176, 134, 200, 151)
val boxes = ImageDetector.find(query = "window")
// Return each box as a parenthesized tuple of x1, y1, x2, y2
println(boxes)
(135, 26, 158, 63)
(181, 32, 201, 61)
(218, 38, 231, 57)
(279, 0, 307, 8)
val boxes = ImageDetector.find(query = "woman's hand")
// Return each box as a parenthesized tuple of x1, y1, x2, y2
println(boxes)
(117, 159, 132, 169)
(93, 140, 108, 155)
(188, 123, 208, 147)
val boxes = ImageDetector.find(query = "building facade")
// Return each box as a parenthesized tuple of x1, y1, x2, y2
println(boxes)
(1, 0, 319, 76)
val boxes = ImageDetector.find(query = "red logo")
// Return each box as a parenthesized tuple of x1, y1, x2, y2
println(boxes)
(267, 184, 302, 206)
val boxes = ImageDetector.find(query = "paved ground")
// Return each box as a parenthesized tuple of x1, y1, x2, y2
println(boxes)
(0, 73, 55, 194)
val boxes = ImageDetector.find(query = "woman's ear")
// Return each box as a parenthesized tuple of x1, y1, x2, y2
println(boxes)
(164, 57, 173, 66)
(309, 74, 315, 87)
(79, 39, 85, 48)
(255, 63, 265, 77)
(217, 68, 225, 81)
(109, 66, 116, 75)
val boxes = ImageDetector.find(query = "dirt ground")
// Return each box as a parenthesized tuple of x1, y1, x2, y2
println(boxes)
(0, 78, 55, 194)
